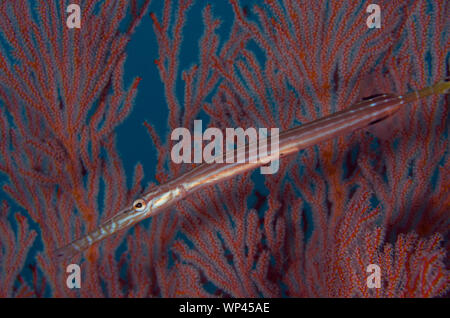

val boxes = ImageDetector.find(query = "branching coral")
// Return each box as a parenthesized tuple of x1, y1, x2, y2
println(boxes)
(0, 0, 448, 297)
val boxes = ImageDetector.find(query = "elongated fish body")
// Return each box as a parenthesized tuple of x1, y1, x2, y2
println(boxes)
(55, 79, 449, 260)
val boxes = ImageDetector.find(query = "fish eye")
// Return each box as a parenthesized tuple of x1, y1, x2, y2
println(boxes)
(133, 199, 146, 212)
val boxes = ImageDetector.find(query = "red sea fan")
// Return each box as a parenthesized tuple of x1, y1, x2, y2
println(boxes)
(0, 0, 150, 297)
(148, 0, 449, 297)
(0, 201, 37, 297)
(0, 0, 448, 297)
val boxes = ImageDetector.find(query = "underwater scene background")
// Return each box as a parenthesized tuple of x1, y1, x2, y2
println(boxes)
(0, 0, 448, 297)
